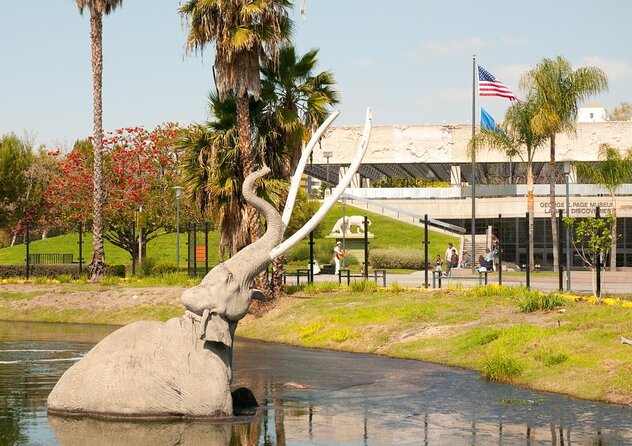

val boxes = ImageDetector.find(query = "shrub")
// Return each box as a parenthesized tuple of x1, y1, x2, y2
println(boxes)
(287, 239, 336, 266)
(100, 276, 120, 286)
(0, 265, 83, 279)
(343, 253, 359, 266)
(153, 262, 180, 275)
(302, 281, 340, 295)
(287, 244, 310, 262)
(369, 248, 428, 270)
(57, 274, 73, 283)
(283, 284, 305, 295)
(482, 354, 523, 381)
(350, 280, 378, 293)
(107, 264, 127, 278)
(515, 291, 565, 313)
(534, 348, 569, 366)
(138, 258, 156, 277)
(477, 329, 501, 345)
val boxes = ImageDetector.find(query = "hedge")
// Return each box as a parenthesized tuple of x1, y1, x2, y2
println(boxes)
(0, 264, 126, 278)
(369, 248, 429, 270)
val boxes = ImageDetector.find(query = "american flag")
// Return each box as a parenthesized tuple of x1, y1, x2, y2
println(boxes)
(478, 66, 519, 101)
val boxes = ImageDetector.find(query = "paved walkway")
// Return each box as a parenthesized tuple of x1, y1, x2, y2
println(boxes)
(295, 269, 631, 296)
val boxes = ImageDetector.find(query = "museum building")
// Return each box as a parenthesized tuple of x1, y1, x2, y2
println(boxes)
(306, 119, 632, 268)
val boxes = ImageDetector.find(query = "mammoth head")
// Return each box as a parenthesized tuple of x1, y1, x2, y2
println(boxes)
(181, 109, 373, 346)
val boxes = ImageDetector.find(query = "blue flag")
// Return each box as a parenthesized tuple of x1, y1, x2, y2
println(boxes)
(480, 108, 505, 135)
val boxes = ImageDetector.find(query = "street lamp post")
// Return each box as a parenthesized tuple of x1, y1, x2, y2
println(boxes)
(323, 151, 333, 194)
(563, 161, 571, 291)
(173, 186, 184, 268)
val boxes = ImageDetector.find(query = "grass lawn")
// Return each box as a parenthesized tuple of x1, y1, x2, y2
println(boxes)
(0, 203, 459, 270)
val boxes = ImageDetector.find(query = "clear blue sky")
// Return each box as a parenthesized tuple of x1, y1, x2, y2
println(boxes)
(2, 1, 631, 148)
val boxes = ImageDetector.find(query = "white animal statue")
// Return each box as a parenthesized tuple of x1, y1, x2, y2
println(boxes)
(47, 109, 373, 420)
(331, 215, 371, 235)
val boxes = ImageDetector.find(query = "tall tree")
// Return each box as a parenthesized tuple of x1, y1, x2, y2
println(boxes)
(0, 134, 33, 232)
(576, 144, 632, 270)
(470, 98, 547, 271)
(47, 124, 186, 265)
(521, 56, 608, 271)
(179, 0, 292, 244)
(258, 45, 339, 296)
(75, 0, 124, 281)
(180, 93, 250, 258)
(259, 46, 339, 175)
(608, 101, 632, 121)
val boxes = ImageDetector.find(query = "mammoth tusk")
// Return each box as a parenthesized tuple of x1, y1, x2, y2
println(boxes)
(281, 111, 340, 230)
(269, 108, 372, 260)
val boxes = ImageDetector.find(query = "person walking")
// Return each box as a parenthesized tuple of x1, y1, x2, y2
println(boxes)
(445, 242, 454, 275)
(333, 241, 346, 275)
(450, 248, 459, 274)
(485, 248, 495, 272)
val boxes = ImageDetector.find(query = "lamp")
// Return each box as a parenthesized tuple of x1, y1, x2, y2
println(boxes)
(323, 151, 333, 195)
(563, 161, 571, 291)
(173, 186, 184, 268)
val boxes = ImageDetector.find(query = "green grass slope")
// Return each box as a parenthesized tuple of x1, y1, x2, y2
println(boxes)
(0, 203, 458, 267)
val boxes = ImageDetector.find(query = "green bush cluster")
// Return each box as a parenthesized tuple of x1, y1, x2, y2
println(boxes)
(152, 262, 180, 275)
(138, 258, 156, 277)
(0, 264, 81, 278)
(107, 264, 126, 278)
(515, 291, 565, 313)
(288, 239, 341, 266)
(369, 248, 427, 270)
(534, 348, 569, 366)
(482, 354, 524, 381)
(349, 280, 378, 293)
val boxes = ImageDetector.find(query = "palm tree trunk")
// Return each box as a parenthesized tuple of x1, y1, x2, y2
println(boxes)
(89, 10, 106, 282)
(610, 193, 617, 270)
(236, 92, 269, 293)
(235, 93, 258, 242)
(549, 135, 559, 272)
(527, 161, 535, 271)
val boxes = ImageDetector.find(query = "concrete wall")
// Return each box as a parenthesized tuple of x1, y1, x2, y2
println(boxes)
(314, 121, 632, 164)
(349, 195, 632, 219)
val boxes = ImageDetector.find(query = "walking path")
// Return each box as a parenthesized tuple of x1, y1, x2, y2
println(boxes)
(304, 269, 631, 296)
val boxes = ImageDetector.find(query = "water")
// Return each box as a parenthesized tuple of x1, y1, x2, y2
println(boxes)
(0, 320, 631, 445)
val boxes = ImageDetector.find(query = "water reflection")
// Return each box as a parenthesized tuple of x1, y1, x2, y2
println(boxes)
(1, 321, 631, 445)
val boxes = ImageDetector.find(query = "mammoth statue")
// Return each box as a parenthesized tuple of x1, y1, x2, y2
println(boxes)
(47, 109, 372, 419)
(331, 215, 371, 235)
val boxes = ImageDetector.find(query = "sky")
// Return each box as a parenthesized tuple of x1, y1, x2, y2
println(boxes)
(2, 1, 632, 149)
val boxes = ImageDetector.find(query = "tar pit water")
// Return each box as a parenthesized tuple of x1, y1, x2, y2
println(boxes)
(1, 321, 631, 445)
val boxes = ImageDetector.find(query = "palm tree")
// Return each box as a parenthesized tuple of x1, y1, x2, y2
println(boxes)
(471, 99, 547, 271)
(258, 45, 339, 296)
(521, 56, 608, 272)
(180, 92, 249, 259)
(259, 46, 339, 176)
(179, 0, 292, 244)
(75, 0, 123, 281)
(576, 144, 632, 270)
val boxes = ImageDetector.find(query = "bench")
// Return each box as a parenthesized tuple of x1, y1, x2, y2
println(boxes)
(338, 268, 387, 286)
(27, 253, 74, 265)
(282, 269, 311, 286)
(432, 270, 488, 288)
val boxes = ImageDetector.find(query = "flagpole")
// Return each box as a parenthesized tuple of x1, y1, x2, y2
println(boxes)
(471, 54, 476, 271)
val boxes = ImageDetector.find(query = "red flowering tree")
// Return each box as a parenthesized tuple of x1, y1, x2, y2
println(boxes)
(47, 123, 188, 265)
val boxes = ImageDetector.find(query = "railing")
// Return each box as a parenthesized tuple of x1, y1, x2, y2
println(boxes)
(341, 193, 466, 234)
(346, 184, 632, 200)
(28, 254, 74, 264)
